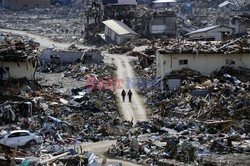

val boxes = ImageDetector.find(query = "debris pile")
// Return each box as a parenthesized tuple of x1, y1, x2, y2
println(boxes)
(0, 34, 125, 165)
(109, 67, 250, 165)
(159, 37, 250, 54)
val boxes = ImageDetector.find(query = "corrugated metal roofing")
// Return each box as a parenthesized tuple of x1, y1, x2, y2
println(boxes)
(103, 19, 138, 36)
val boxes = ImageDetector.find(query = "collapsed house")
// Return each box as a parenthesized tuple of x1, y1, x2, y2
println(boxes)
(0, 40, 38, 80)
(156, 38, 250, 78)
(2, 0, 51, 10)
(186, 25, 234, 41)
(102, 19, 138, 45)
(39, 48, 102, 64)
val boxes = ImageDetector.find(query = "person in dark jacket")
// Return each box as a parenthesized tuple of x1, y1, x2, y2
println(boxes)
(0, 67, 5, 81)
(128, 89, 133, 102)
(121, 89, 126, 102)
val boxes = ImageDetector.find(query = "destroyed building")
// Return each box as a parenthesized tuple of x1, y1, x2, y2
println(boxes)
(149, 10, 177, 36)
(156, 39, 250, 78)
(186, 25, 234, 41)
(40, 48, 84, 64)
(0, 40, 38, 80)
(229, 15, 250, 35)
(229, 6, 250, 35)
(40, 48, 103, 65)
(103, 19, 138, 45)
(2, 0, 51, 10)
(90, 0, 137, 26)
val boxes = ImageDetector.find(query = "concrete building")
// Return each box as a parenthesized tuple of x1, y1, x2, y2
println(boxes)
(152, 0, 177, 9)
(219, 1, 237, 13)
(156, 50, 250, 78)
(149, 10, 177, 36)
(3, 0, 50, 10)
(103, 19, 138, 45)
(186, 25, 234, 41)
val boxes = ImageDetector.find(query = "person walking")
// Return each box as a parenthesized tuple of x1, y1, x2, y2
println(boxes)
(128, 89, 133, 102)
(121, 89, 126, 102)
(0, 67, 5, 81)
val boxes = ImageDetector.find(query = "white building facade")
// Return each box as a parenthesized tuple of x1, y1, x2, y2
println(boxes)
(156, 51, 250, 78)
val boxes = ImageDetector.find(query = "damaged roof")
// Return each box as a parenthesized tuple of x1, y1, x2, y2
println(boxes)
(103, 19, 138, 36)
(0, 39, 38, 62)
(186, 25, 233, 35)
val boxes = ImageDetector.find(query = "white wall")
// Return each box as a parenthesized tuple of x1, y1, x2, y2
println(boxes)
(156, 52, 250, 78)
(151, 25, 166, 34)
(119, 34, 137, 45)
(105, 26, 136, 45)
(2, 61, 37, 80)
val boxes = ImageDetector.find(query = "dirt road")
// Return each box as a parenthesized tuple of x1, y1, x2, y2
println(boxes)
(78, 140, 142, 166)
(104, 52, 148, 122)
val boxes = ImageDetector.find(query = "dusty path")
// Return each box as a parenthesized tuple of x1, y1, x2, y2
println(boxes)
(104, 52, 148, 122)
(78, 140, 142, 166)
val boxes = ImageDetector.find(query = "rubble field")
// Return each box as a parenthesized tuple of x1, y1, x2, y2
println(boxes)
(0, 0, 250, 165)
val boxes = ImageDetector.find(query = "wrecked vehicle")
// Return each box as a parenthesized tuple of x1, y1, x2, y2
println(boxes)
(0, 130, 43, 147)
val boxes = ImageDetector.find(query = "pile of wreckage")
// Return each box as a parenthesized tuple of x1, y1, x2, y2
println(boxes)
(159, 36, 250, 54)
(108, 66, 250, 165)
(0, 35, 127, 165)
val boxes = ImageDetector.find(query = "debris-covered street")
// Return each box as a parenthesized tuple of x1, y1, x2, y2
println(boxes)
(0, 0, 250, 166)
